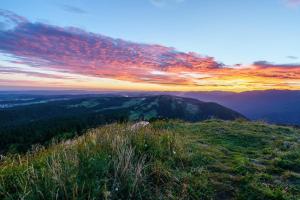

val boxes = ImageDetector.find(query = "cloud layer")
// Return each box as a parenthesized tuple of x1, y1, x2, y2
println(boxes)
(0, 10, 299, 91)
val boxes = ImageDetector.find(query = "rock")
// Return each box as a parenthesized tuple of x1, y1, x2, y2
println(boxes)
(0, 155, 5, 161)
(130, 121, 150, 131)
(64, 139, 73, 146)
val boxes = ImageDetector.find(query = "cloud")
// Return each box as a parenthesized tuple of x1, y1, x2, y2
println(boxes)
(0, 10, 299, 91)
(149, 0, 185, 8)
(240, 61, 300, 80)
(0, 9, 27, 30)
(0, 10, 221, 86)
(253, 61, 300, 68)
(60, 4, 87, 14)
(287, 56, 298, 60)
(0, 66, 74, 79)
(284, 0, 300, 8)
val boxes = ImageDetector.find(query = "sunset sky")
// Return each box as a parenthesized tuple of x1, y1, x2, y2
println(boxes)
(0, 0, 299, 91)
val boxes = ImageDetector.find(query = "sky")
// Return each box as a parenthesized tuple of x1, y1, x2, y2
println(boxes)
(0, 0, 299, 92)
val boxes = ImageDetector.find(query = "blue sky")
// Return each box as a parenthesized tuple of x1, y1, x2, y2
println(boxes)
(1, 0, 299, 65)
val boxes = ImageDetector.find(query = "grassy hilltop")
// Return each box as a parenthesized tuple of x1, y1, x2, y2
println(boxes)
(0, 120, 299, 199)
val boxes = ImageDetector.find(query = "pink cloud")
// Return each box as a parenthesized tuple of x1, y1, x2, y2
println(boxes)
(0, 10, 222, 86)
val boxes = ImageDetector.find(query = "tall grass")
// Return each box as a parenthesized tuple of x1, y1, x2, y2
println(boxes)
(0, 123, 204, 200)
(2, 120, 298, 199)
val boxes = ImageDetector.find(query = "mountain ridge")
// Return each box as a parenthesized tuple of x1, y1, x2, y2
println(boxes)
(173, 90, 300, 125)
(0, 95, 245, 153)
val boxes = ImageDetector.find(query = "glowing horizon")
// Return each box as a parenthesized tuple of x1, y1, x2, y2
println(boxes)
(0, 8, 299, 92)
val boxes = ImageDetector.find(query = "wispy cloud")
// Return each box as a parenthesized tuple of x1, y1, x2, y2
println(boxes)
(149, 0, 185, 8)
(60, 4, 87, 14)
(284, 0, 300, 8)
(0, 10, 299, 91)
(287, 56, 298, 60)
(0, 67, 73, 79)
(0, 9, 27, 30)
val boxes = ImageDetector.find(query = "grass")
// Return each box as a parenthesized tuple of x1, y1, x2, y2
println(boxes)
(0, 120, 299, 199)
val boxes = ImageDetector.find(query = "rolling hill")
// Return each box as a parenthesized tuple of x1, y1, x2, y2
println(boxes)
(174, 90, 300, 125)
(0, 95, 245, 153)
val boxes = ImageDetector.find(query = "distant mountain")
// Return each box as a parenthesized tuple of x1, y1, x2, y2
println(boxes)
(0, 95, 245, 126)
(174, 90, 300, 125)
(2, 89, 298, 125)
(0, 95, 245, 153)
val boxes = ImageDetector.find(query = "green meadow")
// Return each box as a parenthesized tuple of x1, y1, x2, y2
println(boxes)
(0, 120, 299, 199)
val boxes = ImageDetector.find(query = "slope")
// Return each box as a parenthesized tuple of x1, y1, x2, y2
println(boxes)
(0, 120, 299, 199)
